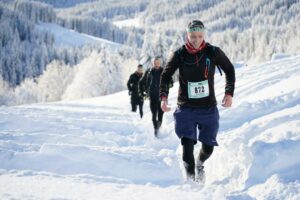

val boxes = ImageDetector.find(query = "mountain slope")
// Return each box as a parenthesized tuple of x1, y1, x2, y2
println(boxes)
(0, 55, 300, 199)
(36, 22, 122, 50)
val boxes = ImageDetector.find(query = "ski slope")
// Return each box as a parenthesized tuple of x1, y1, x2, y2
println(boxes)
(35, 22, 122, 51)
(0, 55, 300, 199)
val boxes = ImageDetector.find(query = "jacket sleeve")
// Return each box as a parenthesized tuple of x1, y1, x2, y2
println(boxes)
(139, 69, 149, 94)
(169, 76, 174, 88)
(127, 74, 133, 92)
(215, 47, 236, 97)
(160, 51, 180, 99)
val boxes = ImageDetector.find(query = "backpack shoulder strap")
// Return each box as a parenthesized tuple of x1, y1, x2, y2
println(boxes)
(205, 44, 217, 60)
(205, 44, 223, 76)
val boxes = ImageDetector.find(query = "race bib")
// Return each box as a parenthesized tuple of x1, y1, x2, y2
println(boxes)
(188, 80, 209, 99)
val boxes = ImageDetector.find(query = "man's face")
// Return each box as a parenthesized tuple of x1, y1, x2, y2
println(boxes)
(137, 67, 143, 74)
(153, 59, 161, 69)
(187, 31, 205, 48)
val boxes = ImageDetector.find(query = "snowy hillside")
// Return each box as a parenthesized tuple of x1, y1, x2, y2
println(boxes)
(1, 0, 299, 105)
(113, 17, 142, 28)
(0, 55, 300, 199)
(36, 22, 122, 50)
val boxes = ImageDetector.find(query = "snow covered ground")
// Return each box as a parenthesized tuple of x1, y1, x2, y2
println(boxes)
(0, 55, 300, 199)
(35, 22, 122, 50)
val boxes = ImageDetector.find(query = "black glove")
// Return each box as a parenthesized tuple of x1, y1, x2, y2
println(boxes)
(128, 91, 132, 96)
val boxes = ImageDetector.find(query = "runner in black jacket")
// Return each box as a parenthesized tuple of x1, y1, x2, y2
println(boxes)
(160, 20, 235, 182)
(127, 64, 144, 118)
(140, 57, 173, 137)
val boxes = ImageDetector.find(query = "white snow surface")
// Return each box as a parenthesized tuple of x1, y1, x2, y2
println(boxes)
(0, 55, 300, 199)
(35, 22, 122, 50)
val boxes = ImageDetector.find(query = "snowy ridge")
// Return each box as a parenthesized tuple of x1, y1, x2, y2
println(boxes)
(36, 22, 122, 50)
(0, 55, 300, 199)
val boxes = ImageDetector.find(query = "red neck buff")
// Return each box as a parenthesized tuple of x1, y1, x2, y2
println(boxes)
(185, 36, 206, 54)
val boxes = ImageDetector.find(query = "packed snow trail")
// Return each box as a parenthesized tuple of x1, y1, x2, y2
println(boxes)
(1, 55, 300, 199)
(0, 89, 209, 199)
(0, 93, 183, 185)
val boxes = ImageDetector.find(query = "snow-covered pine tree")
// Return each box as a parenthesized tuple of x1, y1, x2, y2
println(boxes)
(37, 61, 74, 102)
(15, 0, 56, 23)
(140, 27, 156, 69)
(62, 46, 124, 100)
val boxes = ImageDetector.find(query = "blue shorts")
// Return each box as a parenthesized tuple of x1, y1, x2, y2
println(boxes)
(173, 105, 219, 146)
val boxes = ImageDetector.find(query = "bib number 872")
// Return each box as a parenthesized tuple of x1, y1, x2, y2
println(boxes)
(188, 80, 209, 99)
(195, 86, 205, 94)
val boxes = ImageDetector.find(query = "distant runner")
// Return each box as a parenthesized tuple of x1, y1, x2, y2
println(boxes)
(140, 57, 173, 137)
(127, 64, 144, 118)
